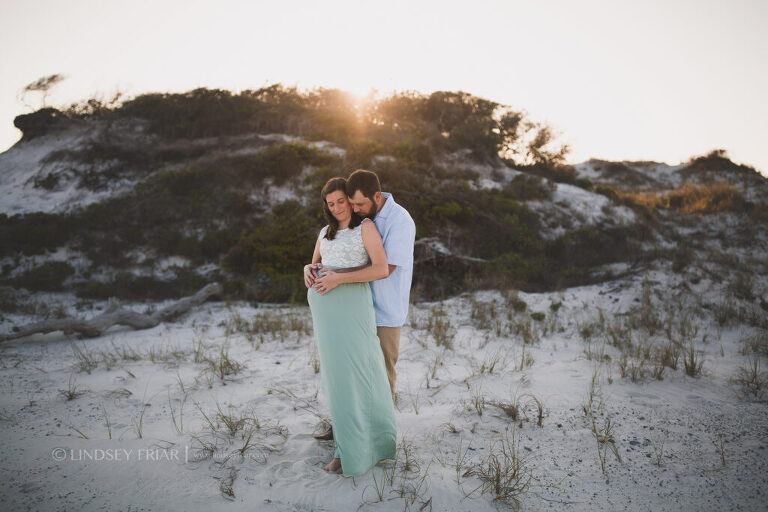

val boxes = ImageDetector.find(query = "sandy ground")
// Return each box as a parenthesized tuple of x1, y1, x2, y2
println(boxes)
(1, 272, 767, 511)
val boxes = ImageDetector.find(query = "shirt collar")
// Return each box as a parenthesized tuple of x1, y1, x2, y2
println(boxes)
(375, 192, 395, 219)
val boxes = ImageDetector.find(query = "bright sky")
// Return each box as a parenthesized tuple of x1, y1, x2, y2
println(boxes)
(2, 0, 767, 176)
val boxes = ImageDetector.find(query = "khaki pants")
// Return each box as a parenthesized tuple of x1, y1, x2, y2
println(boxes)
(377, 326, 401, 404)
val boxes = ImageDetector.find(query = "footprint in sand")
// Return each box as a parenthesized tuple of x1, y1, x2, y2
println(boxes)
(627, 391, 662, 407)
(265, 458, 345, 490)
(628, 391, 660, 400)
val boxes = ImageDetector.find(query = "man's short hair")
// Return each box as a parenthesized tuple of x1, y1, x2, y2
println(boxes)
(346, 169, 381, 200)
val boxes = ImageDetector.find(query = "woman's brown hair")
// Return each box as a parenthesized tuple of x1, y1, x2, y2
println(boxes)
(321, 177, 361, 240)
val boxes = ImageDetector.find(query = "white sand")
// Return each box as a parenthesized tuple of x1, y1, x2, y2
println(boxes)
(1, 269, 766, 511)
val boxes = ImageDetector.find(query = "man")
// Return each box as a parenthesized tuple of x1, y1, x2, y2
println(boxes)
(305, 169, 416, 440)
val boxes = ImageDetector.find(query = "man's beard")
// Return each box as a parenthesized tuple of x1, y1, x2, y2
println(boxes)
(362, 200, 378, 219)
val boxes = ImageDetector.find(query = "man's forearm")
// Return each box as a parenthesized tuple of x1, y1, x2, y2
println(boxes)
(336, 263, 388, 284)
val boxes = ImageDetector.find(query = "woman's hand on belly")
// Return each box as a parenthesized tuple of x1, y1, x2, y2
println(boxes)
(313, 270, 342, 295)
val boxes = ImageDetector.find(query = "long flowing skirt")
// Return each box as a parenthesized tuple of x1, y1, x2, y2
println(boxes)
(307, 280, 397, 476)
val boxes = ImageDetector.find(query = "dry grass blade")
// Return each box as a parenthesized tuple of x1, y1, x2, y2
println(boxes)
(58, 374, 87, 400)
(683, 342, 704, 377)
(591, 416, 622, 474)
(488, 399, 518, 421)
(731, 355, 767, 401)
(518, 393, 545, 427)
(464, 428, 531, 509)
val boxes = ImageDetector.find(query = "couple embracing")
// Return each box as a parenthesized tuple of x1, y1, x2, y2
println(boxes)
(303, 169, 416, 476)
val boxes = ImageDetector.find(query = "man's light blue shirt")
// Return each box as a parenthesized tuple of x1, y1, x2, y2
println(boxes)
(371, 192, 416, 327)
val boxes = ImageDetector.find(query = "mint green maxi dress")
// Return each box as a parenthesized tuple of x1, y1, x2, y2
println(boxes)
(307, 221, 397, 476)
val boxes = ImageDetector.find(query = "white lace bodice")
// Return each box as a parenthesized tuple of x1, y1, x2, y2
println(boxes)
(318, 221, 370, 268)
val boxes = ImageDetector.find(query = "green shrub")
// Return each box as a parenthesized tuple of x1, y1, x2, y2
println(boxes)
(413, 255, 470, 301)
(671, 244, 694, 273)
(595, 185, 620, 201)
(117, 88, 261, 139)
(222, 200, 320, 302)
(679, 149, 762, 181)
(200, 230, 239, 262)
(508, 294, 527, 312)
(76, 279, 112, 300)
(545, 226, 644, 269)
(490, 253, 541, 283)
(515, 162, 582, 187)
(421, 91, 509, 161)
(222, 278, 247, 299)
(33, 84, 572, 169)
(75, 271, 203, 301)
(9, 261, 75, 291)
(560, 266, 586, 284)
(0, 286, 21, 313)
(400, 179, 542, 260)
(137, 166, 210, 197)
(171, 266, 209, 295)
(747, 201, 768, 224)
(505, 174, 554, 201)
(345, 140, 384, 169)
(426, 201, 463, 222)
(224, 142, 334, 185)
(392, 141, 434, 165)
(0, 212, 75, 257)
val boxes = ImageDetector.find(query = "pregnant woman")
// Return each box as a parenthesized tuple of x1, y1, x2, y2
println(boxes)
(305, 177, 397, 475)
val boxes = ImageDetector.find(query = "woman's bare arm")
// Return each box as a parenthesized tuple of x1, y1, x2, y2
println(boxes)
(311, 236, 322, 264)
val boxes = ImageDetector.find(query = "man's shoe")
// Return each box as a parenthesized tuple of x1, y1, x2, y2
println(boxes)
(313, 427, 334, 440)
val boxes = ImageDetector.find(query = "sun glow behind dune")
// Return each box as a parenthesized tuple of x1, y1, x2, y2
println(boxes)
(0, 0, 766, 175)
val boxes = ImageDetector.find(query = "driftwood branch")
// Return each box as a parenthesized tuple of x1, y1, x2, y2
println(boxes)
(1, 282, 223, 343)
